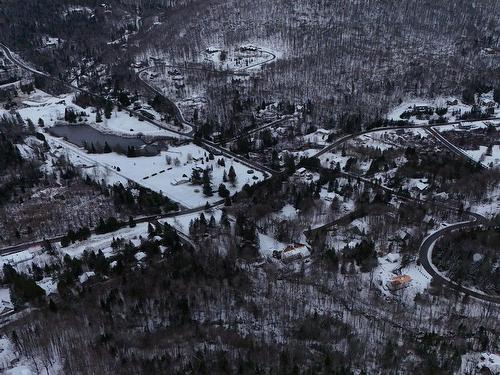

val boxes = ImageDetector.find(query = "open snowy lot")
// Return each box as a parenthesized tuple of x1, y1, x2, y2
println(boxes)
(6, 89, 181, 138)
(47, 136, 264, 208)
(387, 92, 499, 124)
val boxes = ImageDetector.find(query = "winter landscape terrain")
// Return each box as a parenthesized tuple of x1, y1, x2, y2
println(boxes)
(0, 0, 499, 374)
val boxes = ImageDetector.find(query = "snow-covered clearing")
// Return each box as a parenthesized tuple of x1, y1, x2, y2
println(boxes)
(16, 90, 74, 126)
(459, 352, 500, 375)
(51, 140, 263, 208)
(387, 93, 499, 124)
(13, 89, 183, 139)
(95, 110, 181, 138)
(373, 253, 431, 303)
(0, 335, 62, 375)
(258, 233, 287, 257)
(464, 145, 500, 168)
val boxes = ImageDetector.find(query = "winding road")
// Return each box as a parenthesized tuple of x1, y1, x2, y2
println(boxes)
(1, 43, 499, 304)
(418, 218, 500, 304)
(309, 123, 499, 304)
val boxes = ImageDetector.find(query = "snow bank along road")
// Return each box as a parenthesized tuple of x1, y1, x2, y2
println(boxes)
(2, 43, 499, 303)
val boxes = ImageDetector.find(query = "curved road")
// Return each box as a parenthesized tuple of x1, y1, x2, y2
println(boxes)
(418, 218, 500, 304)
(2, 43, 499, 304)
(0, 43, 193, 139)
(310, 133, 500, 304)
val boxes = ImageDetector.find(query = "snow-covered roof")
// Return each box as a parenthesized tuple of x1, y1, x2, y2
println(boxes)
(79, 271, 95, 284)
(135, 252, 147, 261)
(281, 243, 310, 259)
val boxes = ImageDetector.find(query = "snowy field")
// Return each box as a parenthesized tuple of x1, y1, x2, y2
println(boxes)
(2, 89, 266, 208)
(47, 135, 264, 208)
(5, 89, 182, 138)
(373, 253, 431, 301)
(387, 92, 499, 124)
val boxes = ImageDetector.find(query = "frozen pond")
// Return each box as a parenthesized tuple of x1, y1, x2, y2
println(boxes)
(48, 124, 159, 154)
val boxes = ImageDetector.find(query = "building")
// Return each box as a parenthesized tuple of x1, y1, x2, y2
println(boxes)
(273, 243, 310, 261)
(387, 275, 412, 291)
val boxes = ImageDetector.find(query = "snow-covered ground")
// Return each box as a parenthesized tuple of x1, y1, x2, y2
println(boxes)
(94, 110, 181, 138)
(14, 90, 75, 127)
(0, 335, 62, 374)
(0, 223, 152, 281)
(373, 253, 431, 300)
(387, 93, 499, 124)
(434, 119, 500, 168)
(8, 90, 268, 209)
(464, 145, 500, 168)
(302, 128, 331, 146)
(459, 352, 500, 374)
(200, 44, 276, 72)
(2, 89, 185, 140)
(258, 233, 287, 257)
(48, 138, 264, 208)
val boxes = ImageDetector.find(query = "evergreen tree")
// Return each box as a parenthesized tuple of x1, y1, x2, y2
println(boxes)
(202, 169, 213, 196)
(191, 168, 202, 184)
(128, 216, 136, 228)
(218, 183, 230, 198)
(96, 109, 103, 123)
(104, 101, 113, 119)
(220, 209, 230, 229)
(228, 166, 237, 186)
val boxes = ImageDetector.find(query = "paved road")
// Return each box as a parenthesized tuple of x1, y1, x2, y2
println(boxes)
(137, 62, 280, 177)
(218, 116, 293, 145)
(312, 118, 500, 160)
(426, 127, 487, 169)
(0, 199, 225, 256)
(418, 218, 500, 304)
(307, 163, 499, 304)
(141, 48, 276, 77)
(3, 43, 499, 304)
(0, 43, 192, 139)
(0, 43, 276, 258)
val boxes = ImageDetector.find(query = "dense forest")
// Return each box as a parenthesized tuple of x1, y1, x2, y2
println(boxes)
(2, 0, 499, 131)
(0, 1, 499, 374)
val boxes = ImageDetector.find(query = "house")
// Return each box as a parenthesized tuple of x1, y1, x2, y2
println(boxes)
(240, 45, 258, 52)
(295, 167, 307, 176)
(387, 275, 412, 291)
(414, 105, 432, 113)
(79, 271, 95, 284)
(482, 100, 496, 108)
(272, 243, 310, 261)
